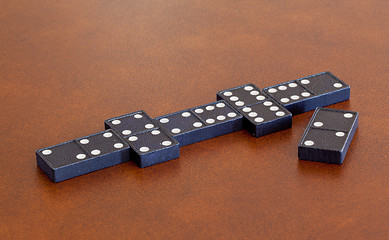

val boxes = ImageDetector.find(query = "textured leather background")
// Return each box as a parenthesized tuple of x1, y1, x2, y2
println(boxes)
(1, 0, 388, 239)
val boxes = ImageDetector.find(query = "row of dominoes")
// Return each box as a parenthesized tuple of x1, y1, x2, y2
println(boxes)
(36, 71, 357, 182)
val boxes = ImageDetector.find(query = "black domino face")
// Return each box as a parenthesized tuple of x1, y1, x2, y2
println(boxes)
(190, 101, 241, 125)
(36, 129, 130, 182)
(155, 110, 206, 147)
(240, 99, 292, 137)
(240, 100, 290, 121)
(104, 111, 158, 138)
(155, 101, 242, 146)
(217, 83, 269, 108)
(263, 72, 350, 115)
(308, 109, 357, 131)
(264, 81, 314, 106)
(300, 129, 349, 151)
(127, 128, 180, 168)
(298, 108, 359, 164)
(189, 101, 244, 139)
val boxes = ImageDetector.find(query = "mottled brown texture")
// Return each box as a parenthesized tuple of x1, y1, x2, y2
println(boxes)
(1, 0, 388, 239)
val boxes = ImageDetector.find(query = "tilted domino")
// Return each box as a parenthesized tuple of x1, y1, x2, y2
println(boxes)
(298, 107, 359, 164)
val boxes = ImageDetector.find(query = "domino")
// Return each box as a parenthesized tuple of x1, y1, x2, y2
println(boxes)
(127, 128, 180, 168)
(298, 108, 359, 164)
(156, 101, 243, 146)
(217, 84, 292, 137)
(189, 100, 243, 141)
(36, 129, 130, 182)
(104, 110, 159, 138)
(263, 72, 350, 115)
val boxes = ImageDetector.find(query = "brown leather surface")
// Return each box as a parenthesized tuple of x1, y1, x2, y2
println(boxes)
(1, 0, 388, 239)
